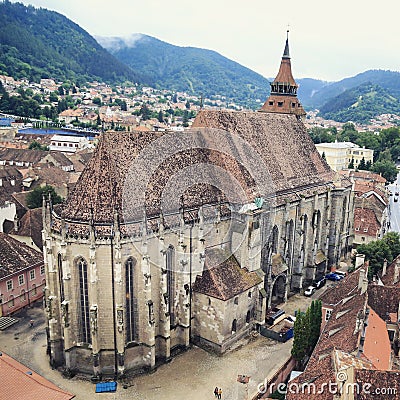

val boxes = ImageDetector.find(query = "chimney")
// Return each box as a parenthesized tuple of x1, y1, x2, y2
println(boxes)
(382, 258, 388, 277)
(0, 177, 2, 187)
(358, 269, 368, 294)
(355, 254, 365, 269)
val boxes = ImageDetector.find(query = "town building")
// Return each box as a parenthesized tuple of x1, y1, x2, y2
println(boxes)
(43, 35, 354, 378)
(315, 141, 374, 171)
(286, 260, 400, 399)
(0, 232, 44, 317)
(49, 135, 89, 154)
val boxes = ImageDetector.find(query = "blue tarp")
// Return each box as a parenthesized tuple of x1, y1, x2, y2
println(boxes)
(95, 381, 117, 393)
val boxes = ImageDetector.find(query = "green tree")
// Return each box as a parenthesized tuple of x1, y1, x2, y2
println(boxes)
(92, 97, 102, 106)
(28, 140, 49, 151)
(371, 160, 397, 182)
(358, 157, 366, 170)
(321, 151, 326, 161)
(348, 158, 355, 169)
(26, 185, 63, 209)
(356, 232, 400, 278)
(182, 110, 189, 127)
(309, 300, 322, 349)
(291, 310, 309, 365)
(158, 110, 164, 123)
(185, 100, 191, 109)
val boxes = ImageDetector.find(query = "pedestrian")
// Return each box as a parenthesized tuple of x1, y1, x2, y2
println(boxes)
(218, 388, 222, 399)
(29, 319, 34, 328)
(214, 387, 218, 398)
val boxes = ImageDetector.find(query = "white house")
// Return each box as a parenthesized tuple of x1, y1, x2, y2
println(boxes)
(49, 135, 89, 153)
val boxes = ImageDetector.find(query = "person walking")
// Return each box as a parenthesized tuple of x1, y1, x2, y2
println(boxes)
(214, 387, 218, 398)
(218, 388, 222, 399)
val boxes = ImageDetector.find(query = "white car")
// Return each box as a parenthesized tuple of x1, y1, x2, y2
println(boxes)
(304, 286, 316, 296)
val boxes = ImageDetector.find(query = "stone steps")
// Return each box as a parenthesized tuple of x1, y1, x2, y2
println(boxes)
(0, 316, 19, 330)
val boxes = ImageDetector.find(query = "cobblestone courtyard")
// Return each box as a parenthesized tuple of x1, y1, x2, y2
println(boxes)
(1, 293, 313, 400)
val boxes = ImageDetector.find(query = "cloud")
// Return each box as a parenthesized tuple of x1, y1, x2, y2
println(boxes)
(96, 33, 144, 51)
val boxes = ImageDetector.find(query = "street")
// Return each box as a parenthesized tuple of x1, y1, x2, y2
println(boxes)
(387, 170, 400, 233)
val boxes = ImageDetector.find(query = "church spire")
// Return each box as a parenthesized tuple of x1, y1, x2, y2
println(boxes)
(259, 31, 305, 117)
(283, 30, 290, 58)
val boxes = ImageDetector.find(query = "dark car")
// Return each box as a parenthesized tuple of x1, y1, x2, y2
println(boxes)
(325, 273, 342, 281)
(313, 277, 326, 288)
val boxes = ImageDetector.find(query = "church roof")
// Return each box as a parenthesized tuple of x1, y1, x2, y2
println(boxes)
(192, 248, 262, 300)
(59, 111, 337, 225)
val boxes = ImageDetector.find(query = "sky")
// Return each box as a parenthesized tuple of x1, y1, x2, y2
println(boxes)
(11, 0, 400, 82)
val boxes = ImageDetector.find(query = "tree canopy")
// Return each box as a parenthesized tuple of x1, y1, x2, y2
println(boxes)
(356, 232, 400, 278)
(26, 185, 63, 209)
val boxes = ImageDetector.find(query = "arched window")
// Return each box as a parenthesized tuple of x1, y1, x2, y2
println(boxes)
(21, 289, 26, 302)
(271, 226, 279, 254)
(125, 257, 137, 343)
(246, 310, 251, 324)
(340, 197, 347, 233)
(166, 246, 176, 327)
(285, 220, 294, 261)
(58, 253, 64, 302)
(231, 319, 237, 333)
(77, 257, 91, 344)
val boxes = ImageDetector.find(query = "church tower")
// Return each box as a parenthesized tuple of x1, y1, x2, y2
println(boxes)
(260, 32, 305, 117)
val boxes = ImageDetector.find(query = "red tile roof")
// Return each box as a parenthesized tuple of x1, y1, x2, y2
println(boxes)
(0, 232, 43, 278)
(363, 308, 392, 370)
(354, 208, 380, 237)
(0, 352, 74, 400)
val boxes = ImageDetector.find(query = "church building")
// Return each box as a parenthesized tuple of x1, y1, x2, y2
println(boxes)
(42, 34, 354, 378)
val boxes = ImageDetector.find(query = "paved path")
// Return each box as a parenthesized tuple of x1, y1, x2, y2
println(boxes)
(0, 294, 312, 400)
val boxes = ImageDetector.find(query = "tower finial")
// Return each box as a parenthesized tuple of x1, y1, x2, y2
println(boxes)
(283, 30, 290, 58)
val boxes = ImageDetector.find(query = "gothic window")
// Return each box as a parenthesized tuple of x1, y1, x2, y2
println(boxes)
(125, 257, 137, 343)
(58, 254, 64, 302)
(285, 220, 294, 261)
(77, 257, 91, 344)
(231, 319, 237, 333)
(166, 245, 176, 327)
(246, 310, 251, 324)
(271, 225, 279, 254)
(340, 197, 347, 233)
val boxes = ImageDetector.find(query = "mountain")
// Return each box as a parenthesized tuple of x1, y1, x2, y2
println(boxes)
(0, 1, 142, 85)
(304, 70, 400, 109)
(97, 34, 270, 107)
(318, 82, 400, 123)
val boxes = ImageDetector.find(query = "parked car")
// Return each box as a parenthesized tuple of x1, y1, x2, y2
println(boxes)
(325, 273, 343, 281)
(304, 286, 317, 296)
(334, 270, 347, 278)
(313, 277, 326, 289)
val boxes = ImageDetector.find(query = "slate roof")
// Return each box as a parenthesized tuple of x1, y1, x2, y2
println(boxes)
(60, 110, 343, 225)
(0, 232, 43, 279)
(192, 248, 262, 300)
(0, 351, 74, 400)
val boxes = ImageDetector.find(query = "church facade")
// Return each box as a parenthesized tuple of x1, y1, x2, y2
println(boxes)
(42, 36, 354, 378)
